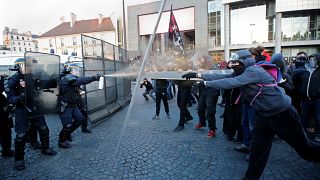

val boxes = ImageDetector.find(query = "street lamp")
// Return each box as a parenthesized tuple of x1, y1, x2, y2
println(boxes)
(250, 23, 255, 43)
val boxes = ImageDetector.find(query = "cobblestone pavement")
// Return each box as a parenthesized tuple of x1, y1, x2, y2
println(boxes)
(1, 88, 320, 180)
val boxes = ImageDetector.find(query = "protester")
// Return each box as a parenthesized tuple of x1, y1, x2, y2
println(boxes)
(182, 49, 320, 179)
(140, 78, 156, 101)
(152, 79, 170, 120)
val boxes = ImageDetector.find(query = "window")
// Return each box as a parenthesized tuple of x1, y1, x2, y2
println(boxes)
(17, 36, 19, 40)
(62, 49, 68, 55)
(61, 38, 64, 46)
(84, 39, 88, 44)
(29, 43, 31, 46)
(13, 47, 16, 51)
(19, 47, 22, 51)
(25, 48, 27, 51)
(18, 42, 20, 45)
(49, 39, 53, 47)
(29, 48, 32, 51)
(24, 42, 26, 45)
(22, 37, 24, 40)
(73, 37, 77, 45)
(12, 42, 15, 45)
(27, 37, 29, 40)
(85, 51, 88, 56)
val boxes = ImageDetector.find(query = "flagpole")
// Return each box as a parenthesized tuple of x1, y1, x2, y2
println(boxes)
(114, 0, 167, 159)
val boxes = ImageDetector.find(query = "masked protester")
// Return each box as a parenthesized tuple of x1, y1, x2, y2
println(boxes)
(293, 52, 320, 141)
(0, 74, 14, 158)
(58, 62, 100, 148)
(291, 52, 309, 115)
(182, 49, 320, 180)
(5, 58, 57, 170)
(271, 53, 294, 97)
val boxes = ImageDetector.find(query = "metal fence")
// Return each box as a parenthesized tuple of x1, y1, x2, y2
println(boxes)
(81, 34, 131, 114)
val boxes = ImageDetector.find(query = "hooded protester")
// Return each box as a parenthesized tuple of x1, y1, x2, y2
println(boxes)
(271, 53, 294, 97)
(182, 49, 320, 180)
(295, 52, 320, 141)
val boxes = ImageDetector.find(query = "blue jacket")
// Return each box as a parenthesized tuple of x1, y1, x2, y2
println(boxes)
(201, 58, 291, 116)
(60, 74, 95, 104)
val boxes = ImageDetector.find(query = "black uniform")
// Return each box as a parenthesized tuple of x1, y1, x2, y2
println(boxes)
(0, 75, 14, 157)
(5, 72, 57, 170)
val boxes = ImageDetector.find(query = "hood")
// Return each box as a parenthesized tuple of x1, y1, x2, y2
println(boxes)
(239, 58, 256, 69)
(271, 53, 285, 73)
(314, 53, 320, 67)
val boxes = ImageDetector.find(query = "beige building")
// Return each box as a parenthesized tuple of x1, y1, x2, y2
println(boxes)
(38, 13, 116, 59)
(2, 27, 38, 54)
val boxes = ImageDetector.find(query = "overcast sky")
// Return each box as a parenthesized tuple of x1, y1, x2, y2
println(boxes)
(0, 0, 158, 44)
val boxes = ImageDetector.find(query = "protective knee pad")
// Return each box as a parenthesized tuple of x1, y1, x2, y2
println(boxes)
(15, 133, 26, 161)
(39, 126, 50, 150)
(59, 124, 72, 142)
(39, 126, 49, 135)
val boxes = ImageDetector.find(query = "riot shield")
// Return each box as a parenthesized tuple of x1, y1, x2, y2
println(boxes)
(23, 52, 60, 117)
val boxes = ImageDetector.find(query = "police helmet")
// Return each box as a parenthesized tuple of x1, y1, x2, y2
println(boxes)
(64, 61, 80, 76)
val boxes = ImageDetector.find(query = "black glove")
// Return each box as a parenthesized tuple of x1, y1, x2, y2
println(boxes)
(92, 74, 101, 81)
(195, 81, 204, 87)
(181, 72, 198, 80)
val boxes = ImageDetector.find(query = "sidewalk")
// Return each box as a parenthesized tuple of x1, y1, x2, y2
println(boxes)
(1, 88, 320, 179)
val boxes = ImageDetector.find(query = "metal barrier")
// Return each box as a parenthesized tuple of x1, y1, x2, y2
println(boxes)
(81, 34, 132, 123)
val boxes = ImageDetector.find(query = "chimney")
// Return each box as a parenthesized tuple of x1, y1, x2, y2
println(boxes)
(60, 16, 65, 24)
(70, 13, 76, 28)
(98, 14, 103, 25)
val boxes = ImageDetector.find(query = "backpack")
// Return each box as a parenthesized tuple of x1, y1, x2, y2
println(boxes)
(235, 62, 282, 105)
(256, 61, 282, 82)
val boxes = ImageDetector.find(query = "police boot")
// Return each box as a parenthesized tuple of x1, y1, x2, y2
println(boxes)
(81, 128, 92, 133)
(39, 126, 57, 155)
(58, 125, 72, 149)
(14, 133, 26, 171)
(30, 141, 41, 150)
(81, 118, 92, 133)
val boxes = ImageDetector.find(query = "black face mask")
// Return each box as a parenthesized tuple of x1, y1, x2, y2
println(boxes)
(232, 64, 244, 75)
(297, 56, 307, 62)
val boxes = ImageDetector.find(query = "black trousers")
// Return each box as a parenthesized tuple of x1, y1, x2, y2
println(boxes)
(0, 112, 12, 152)
(245, 105, 320, 179)
(197, 92, 219, 130)
(80, 108, 89, 129)
(223, 102, 243, 140)
(177, 87, 192, 126)
(155, 91, 169, 115)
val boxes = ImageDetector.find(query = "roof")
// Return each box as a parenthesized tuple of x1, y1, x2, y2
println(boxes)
(40, 17, 115, 37)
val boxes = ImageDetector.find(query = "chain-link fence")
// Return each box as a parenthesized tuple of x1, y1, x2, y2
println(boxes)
(81, 34, 131, 121)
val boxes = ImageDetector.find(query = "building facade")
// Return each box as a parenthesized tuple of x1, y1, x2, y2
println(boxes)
(38, 13, 116, 59)
(2, 27, 38, 54)
(127, 0, 320, 62)
(127, 0, 208, 56)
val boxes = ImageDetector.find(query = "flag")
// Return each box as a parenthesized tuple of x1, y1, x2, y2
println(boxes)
(168, 6, 184, 55)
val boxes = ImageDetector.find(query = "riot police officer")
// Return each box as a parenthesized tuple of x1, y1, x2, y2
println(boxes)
(0, 74, 14, 157)
(58, 62, 100, 148)
(5, 58, 57, 170)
